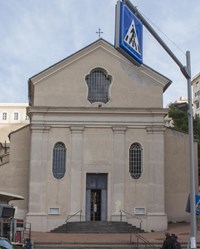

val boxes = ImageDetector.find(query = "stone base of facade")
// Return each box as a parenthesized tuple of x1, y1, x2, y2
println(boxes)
(123, 212, 167, 232)
(26, 213, 48, 232)
(111, 214, 125, 222)
(145, 212, 168, 232)
(26, 212, 168, 232)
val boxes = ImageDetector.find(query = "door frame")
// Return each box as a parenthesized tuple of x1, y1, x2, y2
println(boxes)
(85, 173, 107, 221)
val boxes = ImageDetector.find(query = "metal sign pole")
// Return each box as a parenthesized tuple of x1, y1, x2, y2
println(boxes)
(186, 51, 197, 249)
(121, 1, 197, 248)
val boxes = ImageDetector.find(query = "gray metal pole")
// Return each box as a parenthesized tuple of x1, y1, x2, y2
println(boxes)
(186, 51, 197, 249)
(121, 1, 197, 248)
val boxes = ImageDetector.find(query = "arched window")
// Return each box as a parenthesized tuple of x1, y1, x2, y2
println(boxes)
(85, 68, 112, 104)
(129, 143, 143, 179)
(52, 142, 66, 179)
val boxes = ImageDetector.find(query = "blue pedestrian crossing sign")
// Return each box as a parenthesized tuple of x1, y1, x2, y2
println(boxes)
(196, 195, 200, 215)
(115, 1, 143, 65)
(185, 194, 200, 215)
(124, 19, 141, 55)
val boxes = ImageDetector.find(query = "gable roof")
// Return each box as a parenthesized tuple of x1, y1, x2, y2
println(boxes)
(28, 38, 171, 105)
(8, 124, 30, 139)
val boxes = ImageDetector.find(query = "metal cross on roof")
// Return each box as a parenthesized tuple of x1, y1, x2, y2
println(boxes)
(96, 28, 103, 38)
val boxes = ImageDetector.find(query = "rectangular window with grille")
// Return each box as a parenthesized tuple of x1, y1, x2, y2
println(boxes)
(2, 113, 7, 120)
(14, 112, 19, 120)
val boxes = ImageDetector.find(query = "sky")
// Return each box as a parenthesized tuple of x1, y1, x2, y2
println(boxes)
(0, 0, 200, 107)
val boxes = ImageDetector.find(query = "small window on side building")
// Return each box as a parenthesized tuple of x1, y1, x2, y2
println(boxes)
(2, 113, 7, 120)
(14, 112, 19, 120)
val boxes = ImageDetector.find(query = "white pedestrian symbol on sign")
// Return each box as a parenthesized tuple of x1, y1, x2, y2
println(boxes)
(124, 19, 141, 54)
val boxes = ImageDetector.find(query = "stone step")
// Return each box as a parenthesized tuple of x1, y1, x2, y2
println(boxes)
(51, 221, 143, 233)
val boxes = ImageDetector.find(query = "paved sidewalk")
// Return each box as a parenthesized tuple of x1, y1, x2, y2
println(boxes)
(30, 223, 199, 245)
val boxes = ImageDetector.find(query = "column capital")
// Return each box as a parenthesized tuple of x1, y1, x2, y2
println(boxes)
(70, 126, 84, 133)
(112, 126, 127, 134)
(30, 125, 51, 133)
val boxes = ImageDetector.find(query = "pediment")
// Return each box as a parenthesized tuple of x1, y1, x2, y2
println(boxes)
(28, 39, 171, 108)
(29, 39, 119, 85)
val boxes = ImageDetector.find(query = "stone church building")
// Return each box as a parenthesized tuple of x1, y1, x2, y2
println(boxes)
(0, 39, 198, 232)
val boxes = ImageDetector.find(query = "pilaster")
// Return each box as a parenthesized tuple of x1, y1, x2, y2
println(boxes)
(146, 126, 166, 213)
(27, 125, 50, 231)
(111, 126, 127, 220)
(69, 126, 84, 217)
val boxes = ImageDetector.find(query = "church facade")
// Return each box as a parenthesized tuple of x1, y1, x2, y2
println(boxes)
(1, 39, 198, 232)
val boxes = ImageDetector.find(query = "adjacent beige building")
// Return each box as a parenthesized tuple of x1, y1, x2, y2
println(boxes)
(192, 73, 200, 118)
(0, 39, 198, 232)
(0, 103, 29, 166)
(0, 103, 29, 143)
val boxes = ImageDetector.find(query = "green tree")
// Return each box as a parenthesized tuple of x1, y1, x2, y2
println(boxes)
(168, 103, 200, 177)
(168, 104, 188, 132)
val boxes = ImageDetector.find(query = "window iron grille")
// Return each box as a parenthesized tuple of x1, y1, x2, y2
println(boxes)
(129, 143, 143, 179)
(85, 68, 112, 104)
(52, 142, 66, 179)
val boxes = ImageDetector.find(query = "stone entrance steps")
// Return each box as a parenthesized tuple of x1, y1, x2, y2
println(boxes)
(51, 221, 144, 233)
